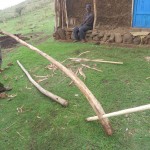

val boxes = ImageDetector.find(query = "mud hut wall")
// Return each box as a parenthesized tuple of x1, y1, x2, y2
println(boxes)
(66, 0, 93, 26)
(96, 0, 133, 28)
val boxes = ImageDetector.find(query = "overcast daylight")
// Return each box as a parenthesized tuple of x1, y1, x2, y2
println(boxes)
(0, 0, 25, 10)
(0, 0, 150, 149)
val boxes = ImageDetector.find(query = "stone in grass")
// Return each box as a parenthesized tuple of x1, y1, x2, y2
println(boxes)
(133, 36, 141, 45)
(123, 33, 133, 44)
(115, 33, 122, 43)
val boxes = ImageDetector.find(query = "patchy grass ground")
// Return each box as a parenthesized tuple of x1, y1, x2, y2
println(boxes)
(0, 3, 150, 150)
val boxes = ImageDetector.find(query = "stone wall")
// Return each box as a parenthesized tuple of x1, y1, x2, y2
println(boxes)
(53, 28, 150, 45)
(96, 0, 132, 28)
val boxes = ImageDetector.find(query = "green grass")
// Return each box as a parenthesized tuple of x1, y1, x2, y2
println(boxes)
(0, 4, 150, 150)
(0, 5, 54, 35)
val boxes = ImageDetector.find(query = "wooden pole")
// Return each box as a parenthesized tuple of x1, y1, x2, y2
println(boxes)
(93, 0, 97, 29)
(64, 0, 69, 28)
(59, 0, 62, 28)
(55, 0, 58, 30)
(61, 0, 64, 29)
(69, 58, 123, 65)
(17, 60, 68, 107)
(86, 104, 150, 121)
(0, 30, 113, 136)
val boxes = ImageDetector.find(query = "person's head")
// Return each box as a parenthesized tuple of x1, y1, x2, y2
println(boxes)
(85, 4, 92, 13)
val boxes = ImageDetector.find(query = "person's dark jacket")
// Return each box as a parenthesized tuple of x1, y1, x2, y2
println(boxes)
(82, 12, 94, 27)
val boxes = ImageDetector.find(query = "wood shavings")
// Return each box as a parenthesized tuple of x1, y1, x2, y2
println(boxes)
(36, 78, 48, 83)
(79, 67, 86, 80)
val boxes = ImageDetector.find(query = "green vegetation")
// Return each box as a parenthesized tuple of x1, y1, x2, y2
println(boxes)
(0, 1, 150, 150)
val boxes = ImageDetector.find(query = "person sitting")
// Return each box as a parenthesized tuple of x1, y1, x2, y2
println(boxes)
(73, 4, 94, 43)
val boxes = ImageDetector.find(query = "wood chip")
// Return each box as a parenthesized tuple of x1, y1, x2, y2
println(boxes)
(34, 75, 49, 78)
(8, 94, 17, 98)
(145, 57, 150, 62)
(69, 68, 79, 85)
(37, 78, 48, 83)
(78, 51, 90, 57)
(79, 67, 86, 80)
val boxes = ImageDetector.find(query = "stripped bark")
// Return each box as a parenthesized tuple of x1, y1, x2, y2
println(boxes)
(17, 60, 68, 107)
(1, 30, 113, 135)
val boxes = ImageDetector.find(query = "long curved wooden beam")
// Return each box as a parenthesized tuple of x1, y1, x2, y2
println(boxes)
(0, 30, 113, 135)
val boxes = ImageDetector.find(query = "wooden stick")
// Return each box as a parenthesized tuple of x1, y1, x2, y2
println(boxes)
(82, 64, 102, 72)
(93, 0, 97, 29)
(61, 0, 64, 29)
(86, 104, 150, 121)
(17, 60, 68, 107)
(69, 58, 123, 65)
(55, 0, 58, 30)
(78, 51, 90, 57)
(1, 30, 113, 136)
(64, 0, 69, 28)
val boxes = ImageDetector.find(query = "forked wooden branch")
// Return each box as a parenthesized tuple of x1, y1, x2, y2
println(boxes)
(17, 60, 68, 107)
(86, 104, 150, 121)
(1, 30, 113, 135)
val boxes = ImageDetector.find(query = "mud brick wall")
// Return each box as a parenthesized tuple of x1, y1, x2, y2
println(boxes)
(66, 0, 132, 28)
(96, 0, 132, 27)
(66, 0, 93, 25)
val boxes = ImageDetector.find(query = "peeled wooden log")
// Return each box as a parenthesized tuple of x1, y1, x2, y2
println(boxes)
(86, 104, 150, 121)
(0, 30, 113, 135)
(17, 60, 68, 107)
(69, 58, 123, 65)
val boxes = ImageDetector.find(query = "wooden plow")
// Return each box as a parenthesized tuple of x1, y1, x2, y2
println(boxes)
(1, 30, 150, 136)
